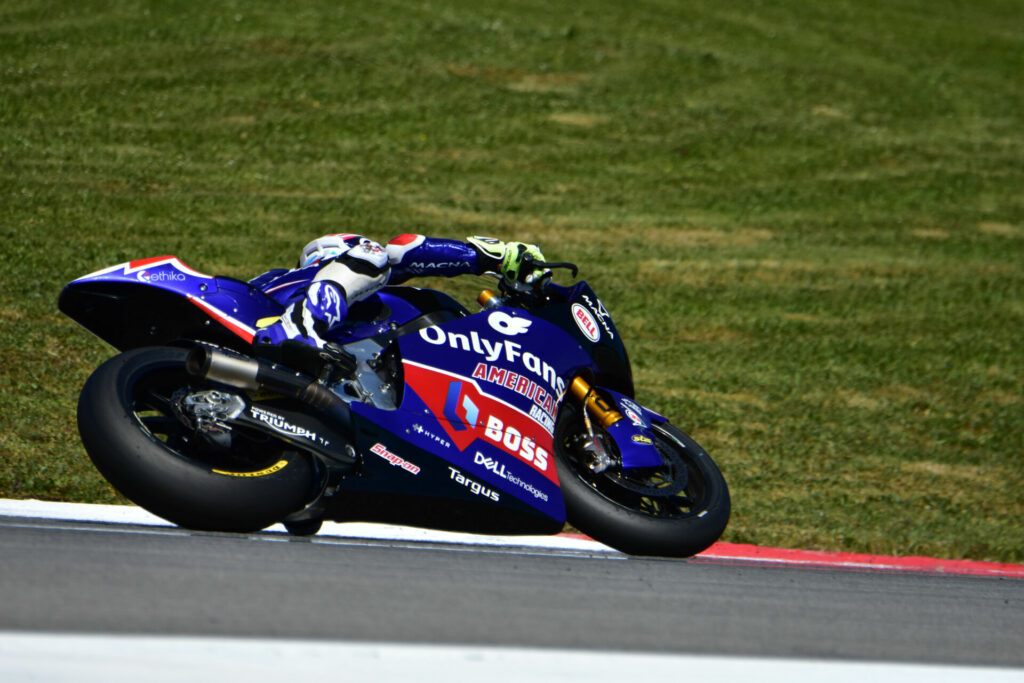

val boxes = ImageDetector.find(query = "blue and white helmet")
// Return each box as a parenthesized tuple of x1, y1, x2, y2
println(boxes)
(298, 234, 357, 268)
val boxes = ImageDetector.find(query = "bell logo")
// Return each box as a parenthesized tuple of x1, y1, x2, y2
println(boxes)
(571, 303, 601, 342)
(487, 311, 532, 336)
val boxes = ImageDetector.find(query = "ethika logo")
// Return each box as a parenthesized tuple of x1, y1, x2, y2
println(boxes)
(137, 270, 186, 283)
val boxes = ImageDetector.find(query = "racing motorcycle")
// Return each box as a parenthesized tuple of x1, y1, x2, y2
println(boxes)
(58, 253, 730, 557)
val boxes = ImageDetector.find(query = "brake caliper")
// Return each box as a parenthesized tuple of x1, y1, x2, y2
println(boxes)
(176, 389, 246, 448)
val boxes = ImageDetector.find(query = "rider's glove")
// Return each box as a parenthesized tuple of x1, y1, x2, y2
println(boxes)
(467, 236, 548, 284)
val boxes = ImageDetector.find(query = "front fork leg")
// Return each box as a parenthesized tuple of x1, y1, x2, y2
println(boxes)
(567, 377, 622, 473)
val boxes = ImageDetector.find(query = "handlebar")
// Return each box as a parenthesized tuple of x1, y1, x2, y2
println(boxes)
(529, 257, 579, 279)
(494, 254, 579, 304)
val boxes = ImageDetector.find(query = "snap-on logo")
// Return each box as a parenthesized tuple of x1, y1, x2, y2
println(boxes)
(571, 303, 601, 342)
(370, 443, 421, 475)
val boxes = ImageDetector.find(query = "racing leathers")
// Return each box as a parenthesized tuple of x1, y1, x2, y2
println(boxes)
(249, 234, 544, 351)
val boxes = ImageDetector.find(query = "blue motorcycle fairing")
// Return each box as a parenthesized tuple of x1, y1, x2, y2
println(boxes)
(602, 388, 668, 427)
(386, 307, 600, 522)
(58, 256, 283, 352)
(599, 388, 668, 470)
(350, 390, 566, 523)
(532, 281, 634, 398)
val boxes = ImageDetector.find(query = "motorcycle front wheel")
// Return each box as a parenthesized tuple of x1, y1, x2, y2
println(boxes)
(554, 403, 730, 557)
(77, 346, 323, 532)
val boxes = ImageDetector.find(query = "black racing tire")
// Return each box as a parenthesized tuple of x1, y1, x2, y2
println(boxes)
(77, 346, 323, 532)
(555, 403, 730, 557)
(284, 518, 324, 536)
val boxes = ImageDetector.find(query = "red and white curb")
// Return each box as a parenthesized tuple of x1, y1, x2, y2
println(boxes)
(2, 498, 1022, 578)
(2, 498, 1023, 681)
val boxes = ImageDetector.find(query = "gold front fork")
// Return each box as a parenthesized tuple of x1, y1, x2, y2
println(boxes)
(568, 376, 622, 429)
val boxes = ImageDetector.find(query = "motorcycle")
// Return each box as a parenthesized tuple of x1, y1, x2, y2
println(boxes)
(58, 252, 729, 557)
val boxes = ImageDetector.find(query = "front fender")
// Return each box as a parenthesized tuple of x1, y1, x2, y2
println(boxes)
(596, 387, 667, 469)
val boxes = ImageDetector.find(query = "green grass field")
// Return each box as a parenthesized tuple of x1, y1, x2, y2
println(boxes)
(2, 0, 1022, 561)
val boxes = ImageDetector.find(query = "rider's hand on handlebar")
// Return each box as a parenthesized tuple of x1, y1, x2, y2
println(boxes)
(501, 242, 550, 285)
(468, 236, 550, 285)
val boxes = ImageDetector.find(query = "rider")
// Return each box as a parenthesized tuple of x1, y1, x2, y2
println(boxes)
(249, 234, 547, 369)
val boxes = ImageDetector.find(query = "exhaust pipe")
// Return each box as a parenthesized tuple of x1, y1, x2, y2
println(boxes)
(186, 346, 348, 415)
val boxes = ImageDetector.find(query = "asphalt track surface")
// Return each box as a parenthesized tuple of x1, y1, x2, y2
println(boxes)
(1, 515, 1021, 668)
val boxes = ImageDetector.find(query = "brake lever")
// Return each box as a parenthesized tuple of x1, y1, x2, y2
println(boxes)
(520, 254, 579, 280)
(534, 259, 579, 278)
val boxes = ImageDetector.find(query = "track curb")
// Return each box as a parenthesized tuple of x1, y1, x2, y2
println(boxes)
(3, 498, 1022, 577)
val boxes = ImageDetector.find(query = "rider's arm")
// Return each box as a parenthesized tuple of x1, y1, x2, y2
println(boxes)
(385, 234, 485, 284)
(386, 234, 544, 284)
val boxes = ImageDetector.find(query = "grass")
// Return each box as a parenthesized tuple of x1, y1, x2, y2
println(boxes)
(1, 0, 1022, 561)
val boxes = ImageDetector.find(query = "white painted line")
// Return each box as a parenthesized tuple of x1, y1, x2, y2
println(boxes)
(0, 633, 1020, 683)
(0, 498, 615, 553)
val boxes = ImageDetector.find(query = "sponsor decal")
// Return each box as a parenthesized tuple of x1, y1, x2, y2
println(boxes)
(356, 239, 386, 257)
(623, 407, 645, 427)
(403, 361, 559, 483)
(212, 459, 288, 478)
(473, 452, 549, 502)
(619, 397, 647, 428)
(370, 443, 421, 475)
(471, 362, 558, 426)
(483, 414, 549, 471)
(448, 466, 500, 502)
(581, 294, 615, 340)
(418, 327, 566, 395)
(444, 381, 480, 431)
(529, 404, 555, 434)
(137, 270, 186, 283)
(249, 406, 323, 444)
(75, 256, 212, 284)
(487, 310, 533, 336)
(408, 261, 473, 271)
(631, 434, 654, 445)
(571, 303, 601, 342)
(408, 423, 452, 449)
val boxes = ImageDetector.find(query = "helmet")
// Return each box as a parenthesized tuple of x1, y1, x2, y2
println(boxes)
(299, 234, 356, 268)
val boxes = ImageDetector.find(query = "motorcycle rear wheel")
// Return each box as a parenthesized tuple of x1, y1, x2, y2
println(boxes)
(554, 403, 730, 557)
(77, 346, 323, 532)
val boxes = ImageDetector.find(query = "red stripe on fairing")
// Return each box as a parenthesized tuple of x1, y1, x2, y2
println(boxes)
(129, 255, 176, 269)
(187, 296, 256, 343)
(403, 360, 559, 484)
(265, 281, 301, 294)
(125, 255, 212, 278)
